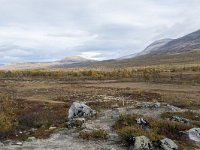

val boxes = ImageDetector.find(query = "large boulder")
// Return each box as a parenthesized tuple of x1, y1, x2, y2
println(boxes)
(186, 128, 200, 142)
(159, 138, 178, 150)
(67, 102, 96, 121)
(129, 136, 153, 150)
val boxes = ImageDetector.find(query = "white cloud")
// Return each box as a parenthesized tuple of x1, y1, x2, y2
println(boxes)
(0, 0, 200, 63)
(79, 52, 105, 60)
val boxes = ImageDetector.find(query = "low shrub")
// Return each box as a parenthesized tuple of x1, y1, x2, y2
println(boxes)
(0, 94, 17, 138)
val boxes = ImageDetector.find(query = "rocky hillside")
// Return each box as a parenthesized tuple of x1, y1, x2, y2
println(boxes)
(137, 39, 172, 56)
(156, 29, 200, 55)
(139, 29, 200, 56)
(78, 29, 200, 68)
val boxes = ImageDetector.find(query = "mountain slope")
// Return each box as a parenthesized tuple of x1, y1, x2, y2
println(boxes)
(79, 29, 200, 68)
(138, 39, 172, 56)
(59, 56, 93, 64)
(154, 29, 200, 55)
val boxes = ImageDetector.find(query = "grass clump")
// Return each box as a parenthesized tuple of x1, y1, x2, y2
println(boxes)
(117, 126, 162, 143)
(114, 114, 196, 148)
(161, 111, 200, 127)
(79, 129, 108, 140)
(113, 114, 139, 129)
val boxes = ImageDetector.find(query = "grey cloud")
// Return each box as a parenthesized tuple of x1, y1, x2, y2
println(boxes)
(0, 0, 200, 63)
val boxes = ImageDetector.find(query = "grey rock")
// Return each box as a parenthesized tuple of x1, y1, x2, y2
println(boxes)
(13, 141, 23, 146)
(0, 142, 4, 147)
(49, 126, 57, 130)
(170, 116, 190, 124)
(103, 146, 116, 150)
(160, 138, 178, 150)
(129, 136, 153, 150)
(186, 128, 200, 142)
(27, 137, 36, 141)
(2, 140, 12, 146)
(167, 105, 182, 112)
(143, 102, 161, 109)
(67, 102, 96, 121)
(136, 118, 150, 129)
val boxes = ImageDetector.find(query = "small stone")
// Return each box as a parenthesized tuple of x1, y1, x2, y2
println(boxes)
(27, 137, 36, 141)
(13, 142, 23, 146)
(160, 138, 178, 150)
(49, 126, 57, 130)
(0, 142, 4, 147)
(136, 118, 150, 129)
(167, 105, 182, 112)
(2, 140, 12, 146)
(143, 102, 161, 109)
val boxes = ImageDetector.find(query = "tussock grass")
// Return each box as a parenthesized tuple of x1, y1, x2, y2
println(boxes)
(161, 111, 200, 127)
(79, 129, 108, 140)
(114, 114, 197, 148)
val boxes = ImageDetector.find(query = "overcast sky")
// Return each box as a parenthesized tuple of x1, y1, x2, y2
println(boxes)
(0, 0, 200, 64)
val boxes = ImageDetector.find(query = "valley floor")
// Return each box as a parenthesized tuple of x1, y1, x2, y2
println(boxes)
(0, 78, 200, 149)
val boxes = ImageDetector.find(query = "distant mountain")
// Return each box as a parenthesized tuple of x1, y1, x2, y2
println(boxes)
(59, 56, 94, 64)
(156, 29, 200, 55)
(118, 29, 200, 60)
(117, 53, 137, 60)
(0, 56, 95, 70)
(137, 38, 172, 56)
(84, 29, 200, 68)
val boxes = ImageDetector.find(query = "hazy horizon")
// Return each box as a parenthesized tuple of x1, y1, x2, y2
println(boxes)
(0, 0, 200, 64)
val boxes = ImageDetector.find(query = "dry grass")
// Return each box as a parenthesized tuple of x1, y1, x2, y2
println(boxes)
(161, 92, 200, 109)
(79, 129, 108, 140)
(113, 114, 197, 148)
(0, 95, 67, 140)
(161, 111, 200, 127)
(0, 94, 17, 138)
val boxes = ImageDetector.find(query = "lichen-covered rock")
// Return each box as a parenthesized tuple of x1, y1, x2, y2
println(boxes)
(129, 136, 153, 150)
(143, 102, 161, 109)
(67, 102, 96, 121)
(167, 105, 182, 112)
(186, 128, 200, 142)
(159, 138, 178, 150)
(170, 116, 190, 124)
